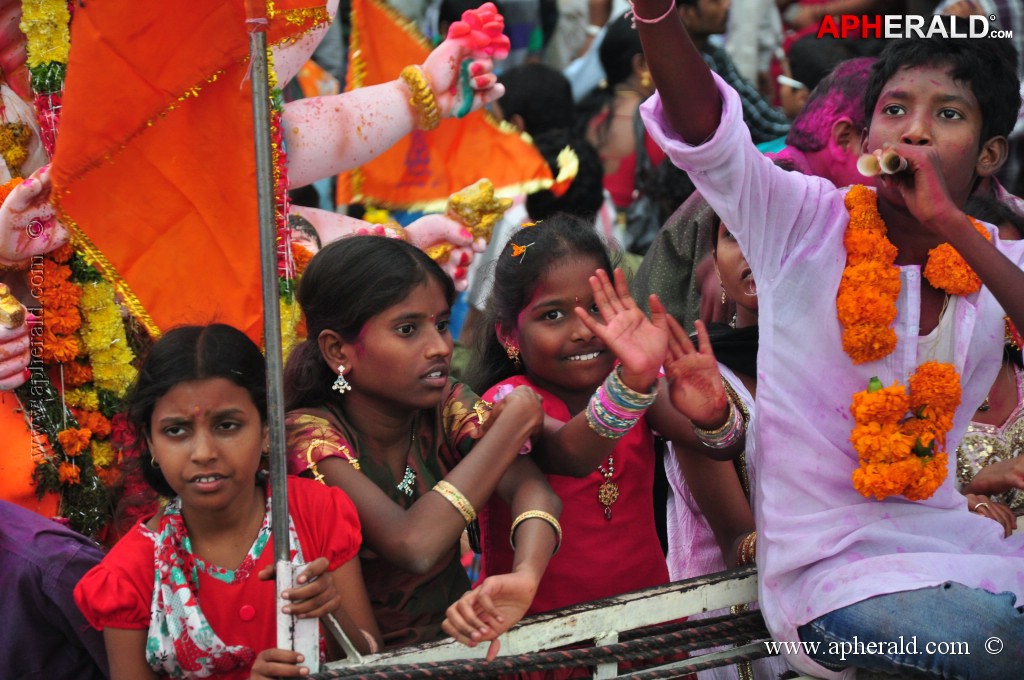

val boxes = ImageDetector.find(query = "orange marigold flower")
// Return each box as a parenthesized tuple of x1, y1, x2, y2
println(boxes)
(842, 324, 897, 364)
(46, 310, 83, 336)
(40, 332, 80, 363)
(63, 361, 94, 388)
(57, 461, 81, 485)
(851, 383, 909, 424)
(49, 244, 74, 264)
(837, 286, 898, 327)
(77, 411, 112, 439)
(851, 421, 913, 463)
(844, 228, 897, 265)
(57, 428, 93, 457)
(291, 242, 315, 277)
(840, 261, 901, 296)
(853, 461, 908, 500)
(923, 244, 982, 296)
(909, 361, 962, 413)
(902, 453, 949, 501)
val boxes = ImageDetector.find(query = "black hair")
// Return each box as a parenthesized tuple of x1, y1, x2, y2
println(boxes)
(288, 213, 322, 249)
(786, 56, 875, 152)
(864, 32, 1021, 146)
(964, 194, 1024, 240)
(125, 324, 268, 498)
(525, 129, 605, 221)
(787, 34, 855, 94)
(465, 215, 616, 393)
(497, 63, 575, 136)
(284, 236, 455, 410)
(576, 12, 643, 146)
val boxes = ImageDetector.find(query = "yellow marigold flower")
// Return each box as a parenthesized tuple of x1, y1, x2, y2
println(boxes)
(57, 461, 81, 485)
(64, 388, 100, 412)
(57, 428, 93, 457)
(842, 324, 897, 364)
(90, 441, 116, 468)
(851, 383, 909, 424)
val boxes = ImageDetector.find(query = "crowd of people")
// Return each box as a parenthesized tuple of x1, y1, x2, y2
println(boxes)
(3, 0, 1024, 679)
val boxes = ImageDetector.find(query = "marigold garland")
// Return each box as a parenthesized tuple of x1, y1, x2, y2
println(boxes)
(841, 186, 982, 501)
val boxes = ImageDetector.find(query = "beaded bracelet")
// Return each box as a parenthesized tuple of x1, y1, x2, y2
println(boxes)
(629, 0, 677, 28)
(510, 510, 562, 555)
(433, 480, 476, 525)
(736, 530, 757, 566)
(585, 366, 658, 439)
(400, 65, 441, 131)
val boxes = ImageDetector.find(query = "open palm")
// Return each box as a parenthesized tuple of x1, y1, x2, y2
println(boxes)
(575, 268, 667, 390)
(663, 318, 729, 426)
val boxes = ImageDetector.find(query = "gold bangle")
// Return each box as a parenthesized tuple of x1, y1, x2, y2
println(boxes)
(736, 530, 757, 566)
(400, 65, 440, 131)
(433, 480, 476, 525)
(510, 510, 562, 555)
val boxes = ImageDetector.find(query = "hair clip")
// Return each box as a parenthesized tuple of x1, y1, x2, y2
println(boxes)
(549, 146, 579, 198)
(511, 242, 534, 262)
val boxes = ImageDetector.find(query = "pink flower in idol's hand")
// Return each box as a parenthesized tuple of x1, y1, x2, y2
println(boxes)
(446, 2, 511, 60)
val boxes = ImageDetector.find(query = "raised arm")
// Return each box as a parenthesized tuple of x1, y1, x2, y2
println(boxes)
(283, 7, 507, 187)
(632, 0, 721, 144)
(298, 387, 544, 575)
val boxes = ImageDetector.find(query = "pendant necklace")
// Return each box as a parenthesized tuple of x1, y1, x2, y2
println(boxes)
(597, 454, 619, 520)
(395, 430, 417, 497)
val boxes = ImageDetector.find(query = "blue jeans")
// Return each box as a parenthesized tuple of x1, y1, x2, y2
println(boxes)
(797, 582, 1024, 679)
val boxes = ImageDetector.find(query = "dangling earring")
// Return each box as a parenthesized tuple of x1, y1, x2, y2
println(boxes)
(640, 70, 652, 91)
(721, 289, 728, 305)
(505, 343, 521, 369)
(332, 365, 352, 394)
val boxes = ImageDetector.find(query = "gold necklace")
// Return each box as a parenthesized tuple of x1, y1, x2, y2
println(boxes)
(597, 454, 618, 520)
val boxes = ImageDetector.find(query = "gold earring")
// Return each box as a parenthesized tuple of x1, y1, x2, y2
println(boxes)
(505, 343, 521, 369)
(151, 454, 159, 468)
(721, 289, 727, 304)
(640, 71, 652, 91)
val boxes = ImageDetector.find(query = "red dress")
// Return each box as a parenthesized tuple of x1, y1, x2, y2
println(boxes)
(479, 376, 669, 614)
(74, 476, 360, 680)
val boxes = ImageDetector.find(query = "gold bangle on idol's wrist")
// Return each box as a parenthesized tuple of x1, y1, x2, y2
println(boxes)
(400, 65, 440, 131)
(510, 510, 562, 555)
(432, 480, 476, 524)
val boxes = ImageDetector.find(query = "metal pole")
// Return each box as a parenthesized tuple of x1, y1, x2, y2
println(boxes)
(247, 28, 290, 564)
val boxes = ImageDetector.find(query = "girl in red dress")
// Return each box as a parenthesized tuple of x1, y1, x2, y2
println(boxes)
(464, 216, 736, 676)
(75, 324, 380, 679)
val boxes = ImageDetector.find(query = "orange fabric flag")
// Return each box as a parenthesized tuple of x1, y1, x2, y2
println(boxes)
(339, 0, 551, 210)
(50, 1, 326, 342)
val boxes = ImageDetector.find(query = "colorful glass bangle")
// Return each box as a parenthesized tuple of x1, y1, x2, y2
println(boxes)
(433, 480, 476, 524)
(399, 65, 440, 131)
(692, 386, 746, 449)
(510, 510, 562, 555)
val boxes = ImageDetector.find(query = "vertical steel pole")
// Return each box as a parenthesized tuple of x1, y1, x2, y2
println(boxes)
(247, 26, 290, 566)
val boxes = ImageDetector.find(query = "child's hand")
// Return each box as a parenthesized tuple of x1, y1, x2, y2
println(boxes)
(441, 571, 536, 661)
(249, 648, 309, 679)
(258, 557, 341, 620)
(663, 318, 730, 429)
(576, 268, 667, 391)
(965, 493, 1016, 538)
(475, 385, 544, 441)
(870, 143, 961, 236)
